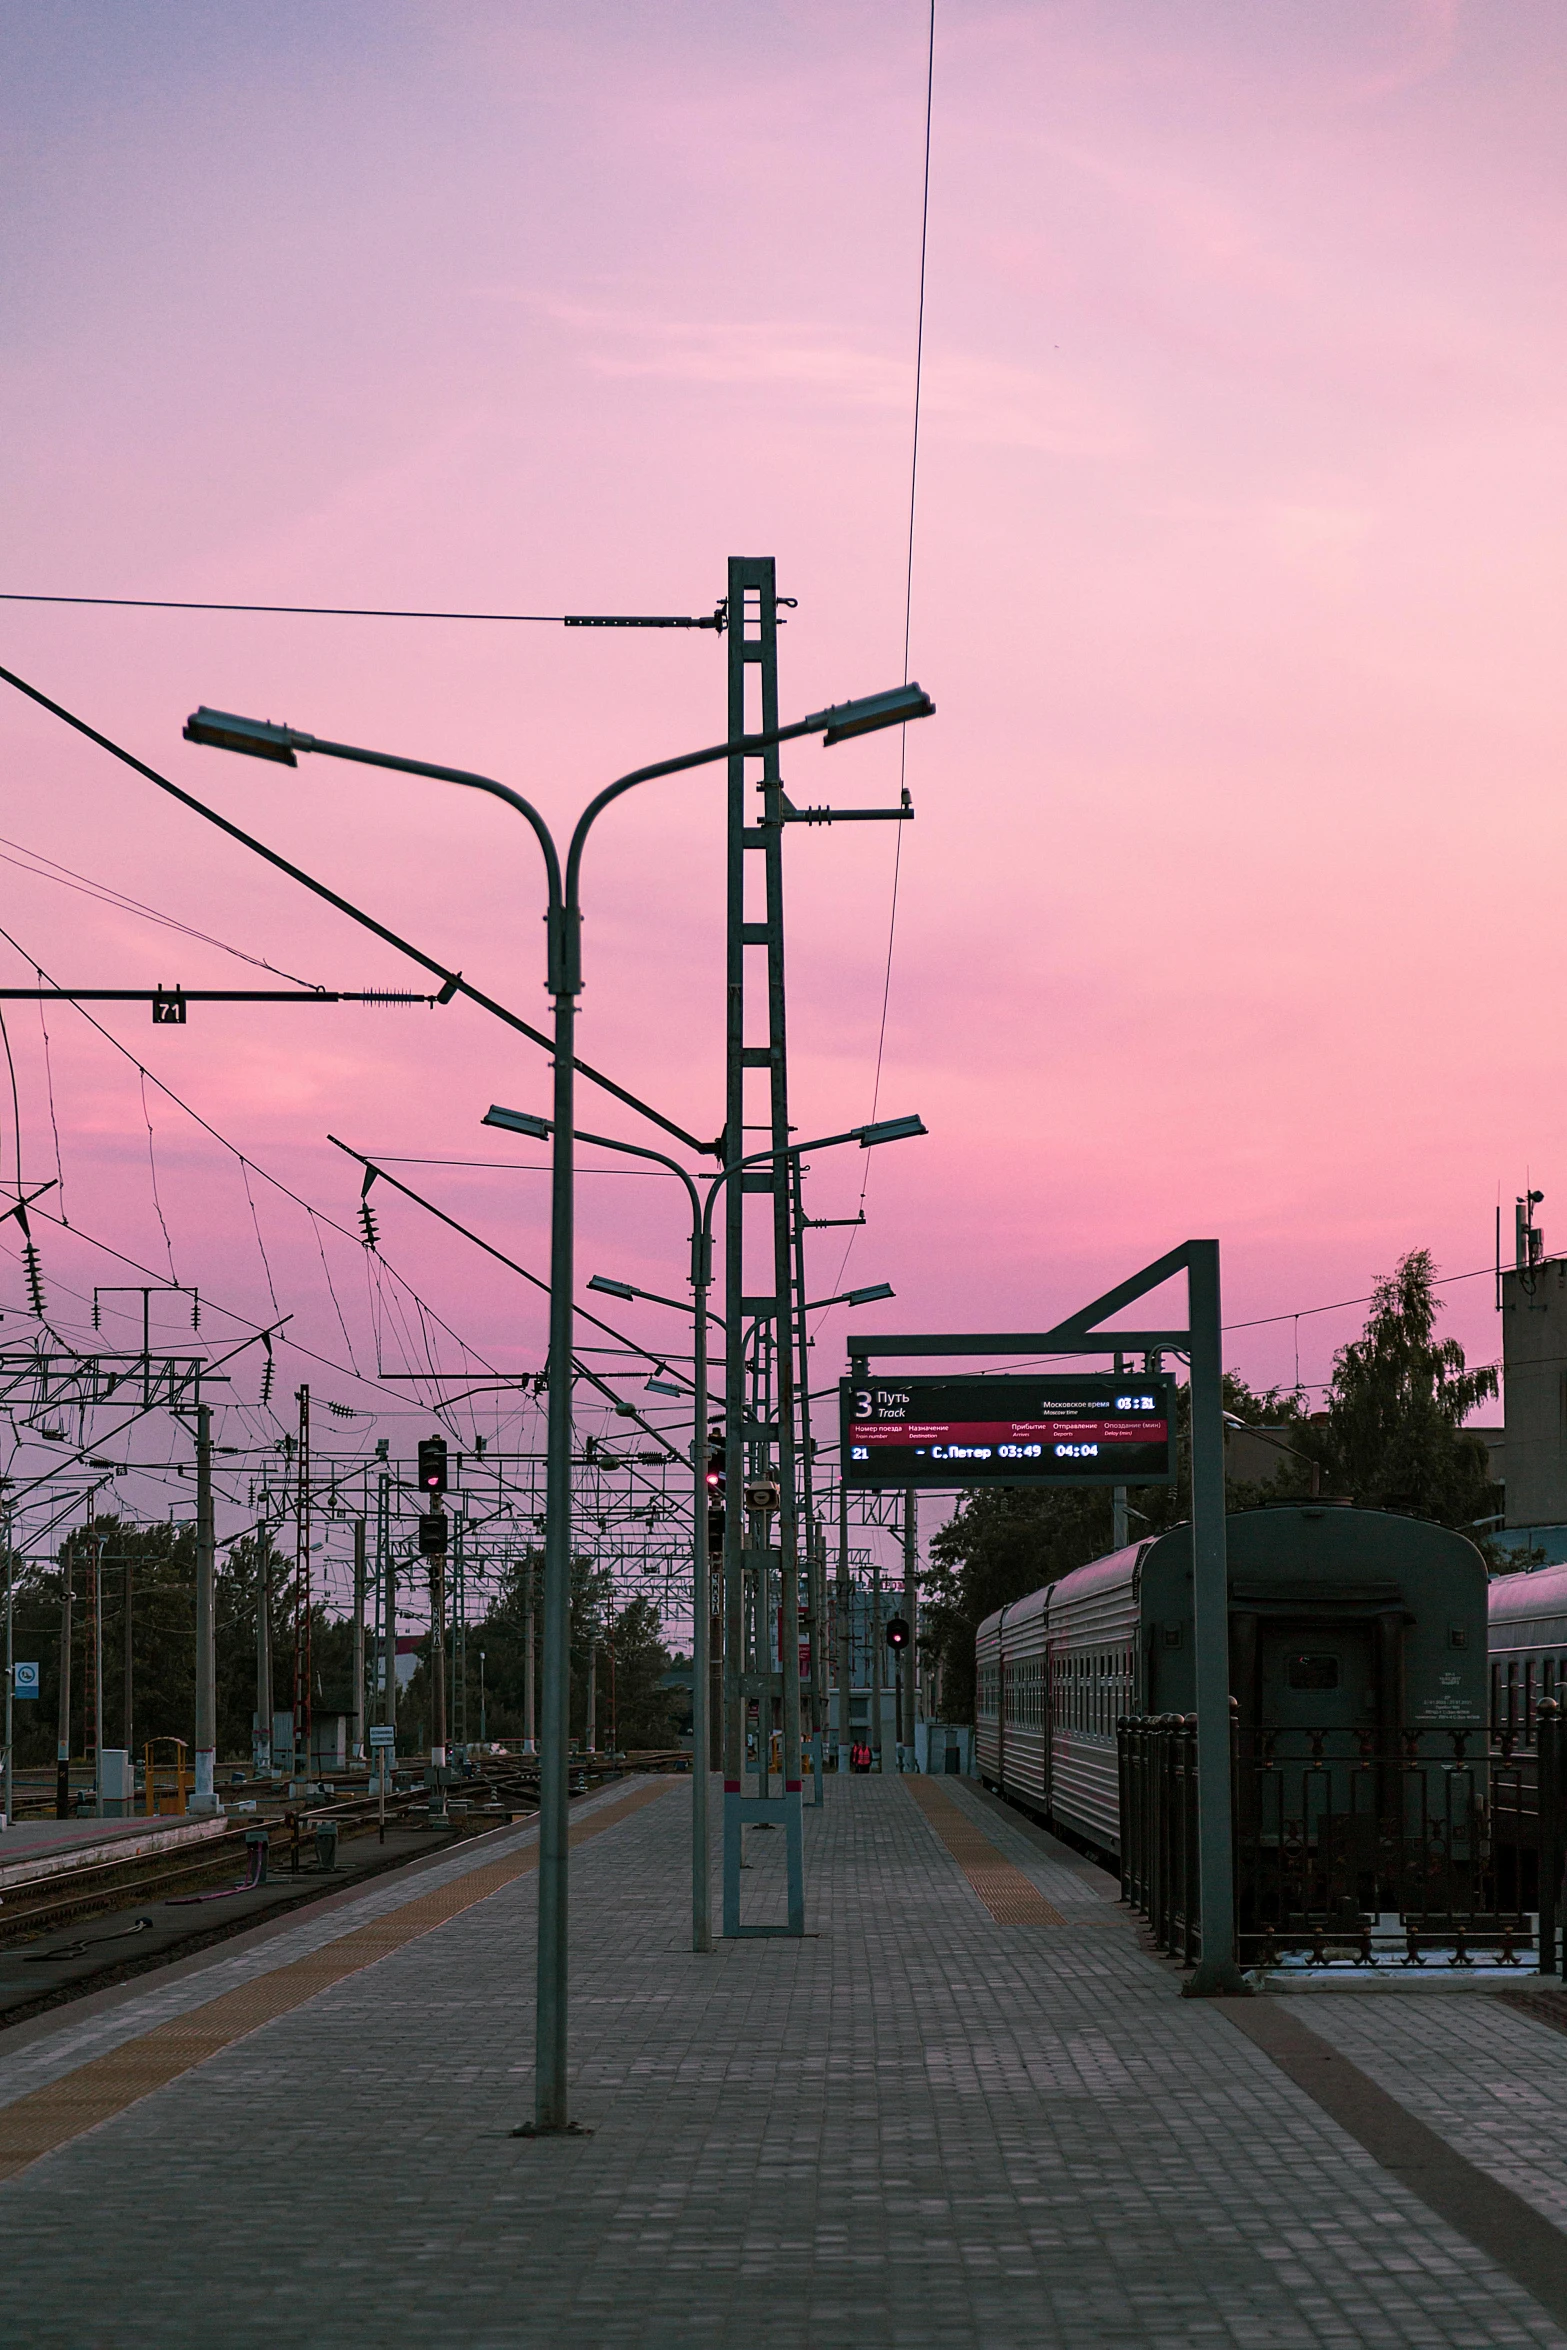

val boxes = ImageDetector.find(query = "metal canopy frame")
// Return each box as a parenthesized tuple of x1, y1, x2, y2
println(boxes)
(848, 1240, 1246, 1997)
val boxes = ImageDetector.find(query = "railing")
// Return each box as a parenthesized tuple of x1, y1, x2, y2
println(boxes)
(1118, 1700, 1567, 1973)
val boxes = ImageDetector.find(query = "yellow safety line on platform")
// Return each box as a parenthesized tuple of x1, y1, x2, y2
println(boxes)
(902, 1777, 1066, 1924)
(0, 1778, 674, 2187)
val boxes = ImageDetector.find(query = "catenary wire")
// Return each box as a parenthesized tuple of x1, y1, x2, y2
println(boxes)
(830, 0, 936, 1307)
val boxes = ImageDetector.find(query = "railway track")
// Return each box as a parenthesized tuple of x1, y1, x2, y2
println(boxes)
(0, 1755, 652, 1949)
(0, 1777, 543, 1945)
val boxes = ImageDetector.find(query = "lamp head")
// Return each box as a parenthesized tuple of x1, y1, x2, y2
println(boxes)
(587, 1275, 637, 1301)
(183, 707, 300, 765)
(483, 1104, 551, 1141)
(844, 1282, 895, 1307)
(855, 1114, 927, 1148)
(807, 682, 934, 746)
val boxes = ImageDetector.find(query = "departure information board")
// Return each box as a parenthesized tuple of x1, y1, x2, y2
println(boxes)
(840, 1372, 1178, 1490)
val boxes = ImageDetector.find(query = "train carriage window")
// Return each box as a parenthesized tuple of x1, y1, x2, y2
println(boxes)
(1491, 1663, 1501, 1735)
(1526, 1662, 1536, 1740)
(1286, 1654, 1339, 1690)
(1508, 1660, 1519, 1732)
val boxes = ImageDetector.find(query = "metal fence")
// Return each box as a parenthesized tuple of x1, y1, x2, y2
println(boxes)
(1118, 1698, 1567, 1973)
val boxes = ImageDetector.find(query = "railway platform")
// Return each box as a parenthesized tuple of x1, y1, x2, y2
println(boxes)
(2, 1772, 1567, 2348)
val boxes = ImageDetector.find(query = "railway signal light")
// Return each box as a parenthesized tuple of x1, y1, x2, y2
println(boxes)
(419, 1511, 448, 1556)
(885, 1615, 911, 1654)
(706, 1432, 725, 1556)
(417, 1435, 449, 1496)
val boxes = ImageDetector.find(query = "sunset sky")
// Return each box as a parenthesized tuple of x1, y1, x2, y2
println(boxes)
(2, 1, 1564, 1579)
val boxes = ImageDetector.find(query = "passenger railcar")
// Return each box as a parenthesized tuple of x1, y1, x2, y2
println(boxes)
(1489, 1562, 1567, 1744)
(976, 1503, 1489, 1860)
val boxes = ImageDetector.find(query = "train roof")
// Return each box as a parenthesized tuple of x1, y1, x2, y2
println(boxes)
(974, 1504, 1486, 1645)
(1489, 1559, 1567, 1632)
(975, 1537, 1146, 1644)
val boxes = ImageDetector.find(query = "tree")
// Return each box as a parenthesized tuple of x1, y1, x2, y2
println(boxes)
(598, 1595, 682, 1751)
(398, 1553, 681, 1755)
(1316, 1247, 1497, 1526)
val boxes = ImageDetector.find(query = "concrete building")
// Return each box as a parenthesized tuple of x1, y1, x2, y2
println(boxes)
(1501, 1258, 1567, 1527)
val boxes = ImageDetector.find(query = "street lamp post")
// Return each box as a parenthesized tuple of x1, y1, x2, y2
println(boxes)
(185, 679, 933, 2131)
(501, 1107, 922, 1956)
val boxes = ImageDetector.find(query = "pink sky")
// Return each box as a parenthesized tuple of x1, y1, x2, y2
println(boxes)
(2, 0, 1564, 1573)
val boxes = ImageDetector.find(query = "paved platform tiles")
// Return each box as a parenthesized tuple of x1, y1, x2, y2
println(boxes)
(3, 1773, 1567, 2349)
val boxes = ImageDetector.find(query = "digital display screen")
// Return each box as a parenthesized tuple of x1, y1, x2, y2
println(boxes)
(839, 1373, 1178, 1489)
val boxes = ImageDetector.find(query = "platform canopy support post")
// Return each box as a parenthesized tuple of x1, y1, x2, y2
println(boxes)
(845, 1238, 1245, 1993)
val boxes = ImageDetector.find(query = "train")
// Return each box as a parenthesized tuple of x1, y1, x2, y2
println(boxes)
(974, 1502, 1494, 1862)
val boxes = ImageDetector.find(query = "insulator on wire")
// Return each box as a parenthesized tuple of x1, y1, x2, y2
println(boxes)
(22, 1244, 45, 1319)
(359, 1199, 379, 1250)
(259, 1334, 274, 1410)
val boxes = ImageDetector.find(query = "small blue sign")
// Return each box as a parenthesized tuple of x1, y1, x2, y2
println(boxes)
(12, 1661, 40, 1700)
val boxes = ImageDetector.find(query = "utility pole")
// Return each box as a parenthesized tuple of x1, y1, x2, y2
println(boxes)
(870, 1550, 884, 1773)
(586, 1636, 597, 1756)
(836, 1475, 852, 1774)
(721, 554, 805, 1936)
(1112, 1357, 1129, 1552)
(523, 1560, 536, 1755)
(451, 1514, 464, 1756)
(255, 1523, 273, 1776)
(377, 1467, 394, 1739)
(293, 1386, 311, 1789)
(192, 1402, 216, 1812)
(1185, 1241, 1243, 1995)
(55, 1553, 72, 1820)
(428, 1536, 447, 1818)
(351, 1517, 366, 1765)
(122, 1550, 134, 1761)
(91, 1536, 104, 1818)
(3, 1499, 13, 1828)
(901, 1490, 917, 1771)
(790, 1159, 826, 1806)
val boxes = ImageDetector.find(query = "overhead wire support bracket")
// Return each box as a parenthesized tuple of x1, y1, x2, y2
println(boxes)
(563, 609, 726, 632)
(0, 987, 436, 1022)
(776, 789, 913, 827)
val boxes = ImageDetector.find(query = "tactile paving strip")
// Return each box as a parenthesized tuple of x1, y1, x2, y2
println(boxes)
(903, 1776, 1065, 1924)
(0, 1778, 673, 2186)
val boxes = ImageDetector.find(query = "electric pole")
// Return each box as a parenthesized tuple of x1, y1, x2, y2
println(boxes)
(352, 1517, 366, 1764)
(192, 1401, 217, 1813)
(55, 1554, 72, 1820)
(901, 1490, 917, 1771)
(255, 1522, 273, 1776)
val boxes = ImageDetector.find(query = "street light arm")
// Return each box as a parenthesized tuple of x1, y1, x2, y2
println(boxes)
(287, 736, 565, 916)
(561, 685, 934, 963)
(563, 715, 823, 922)
(696, 1119, 924, 1256)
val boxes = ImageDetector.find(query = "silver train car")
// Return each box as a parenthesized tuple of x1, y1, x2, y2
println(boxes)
(975, 1504, 1490, 1860)
(1489, 1560, 1567, 1743)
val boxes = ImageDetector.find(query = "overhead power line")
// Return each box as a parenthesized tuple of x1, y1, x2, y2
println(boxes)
(0, 592, 724, 629)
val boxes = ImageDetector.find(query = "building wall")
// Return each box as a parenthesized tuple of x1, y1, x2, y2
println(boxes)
(1503, 1261, 1567, 1525)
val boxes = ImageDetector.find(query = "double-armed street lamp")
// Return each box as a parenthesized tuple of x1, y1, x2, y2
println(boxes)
(184, 679, 933, 2132)
(488, 1103, 923, 1956)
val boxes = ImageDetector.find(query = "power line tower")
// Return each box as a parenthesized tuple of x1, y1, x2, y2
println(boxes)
(721, 556, 805, 1936)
